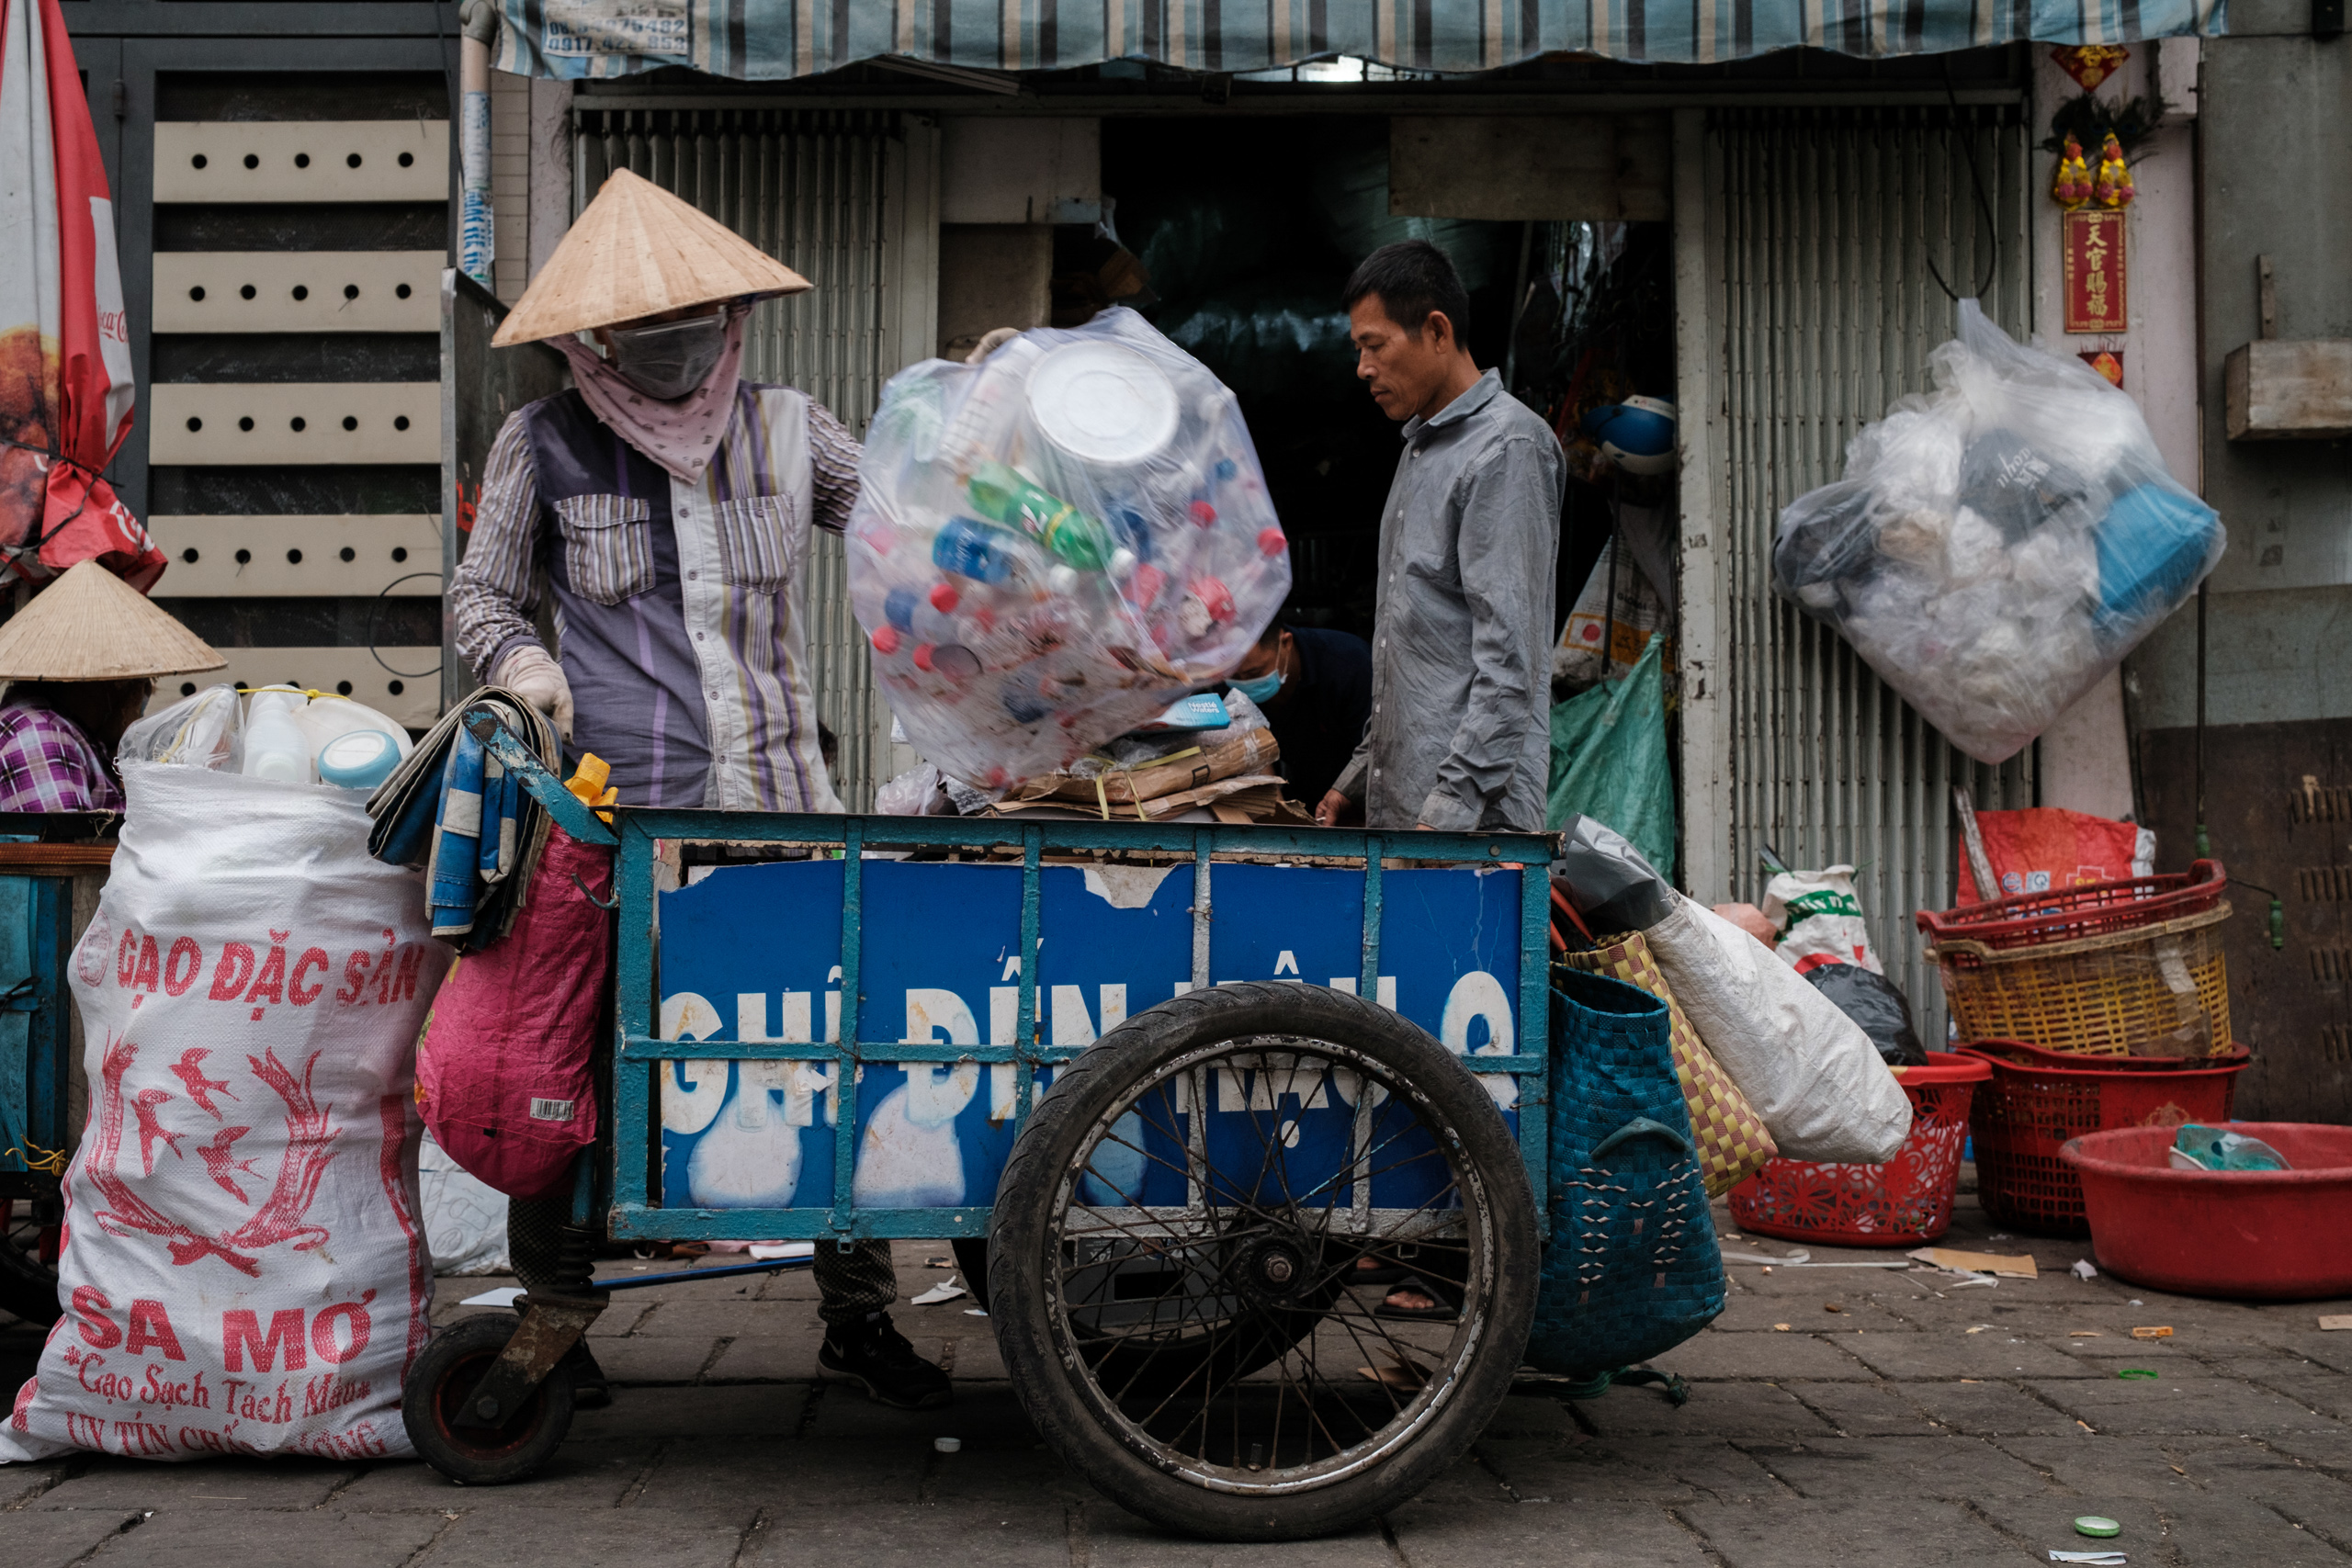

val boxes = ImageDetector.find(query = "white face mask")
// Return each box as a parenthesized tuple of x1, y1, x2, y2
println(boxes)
(605, 311, 728, 400)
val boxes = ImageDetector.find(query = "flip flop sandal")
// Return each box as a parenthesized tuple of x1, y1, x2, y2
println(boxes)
(1373, 1275, 1461, 1322)
(1350, 1256, 1411, 1286)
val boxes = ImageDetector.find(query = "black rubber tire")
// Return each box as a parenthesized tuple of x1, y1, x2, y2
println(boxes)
(0, 1218, 61, 1327)
(989, 981, 1538, 1541)
(402, 1314, 576, 1485)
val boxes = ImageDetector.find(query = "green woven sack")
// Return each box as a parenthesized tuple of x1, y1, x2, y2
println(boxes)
(1546, 632, 1676, 883)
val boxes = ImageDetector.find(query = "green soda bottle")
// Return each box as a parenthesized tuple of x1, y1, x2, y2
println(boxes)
(967, 462, 1112, 571)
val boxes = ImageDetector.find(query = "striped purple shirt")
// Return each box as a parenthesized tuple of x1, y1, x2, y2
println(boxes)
(448, 387, 856, 812)
(0, 703, 124, 812)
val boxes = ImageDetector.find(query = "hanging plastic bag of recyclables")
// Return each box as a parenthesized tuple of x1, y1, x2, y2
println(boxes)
(1, 761, 447, 1464)
(846, 307, 1291, 787)
(1774, 300, 2223, 765)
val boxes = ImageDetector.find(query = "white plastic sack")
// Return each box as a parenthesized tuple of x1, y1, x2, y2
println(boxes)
(2, 762, 447, 1463)
(1644, 895, 1910, 1163)
(1762, 865, 1883, 976)
(418, 1132, 511, 1277)
(1773, 301, 2223, 764)
(846, 307, 1291, 787)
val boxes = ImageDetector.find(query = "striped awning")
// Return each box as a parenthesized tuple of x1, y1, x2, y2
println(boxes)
(494, 0, 2226, 80)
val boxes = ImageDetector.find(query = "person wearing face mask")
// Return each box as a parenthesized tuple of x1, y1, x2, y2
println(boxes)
(447, 169, 950, 1413)
(1221, 618, 1371, 813)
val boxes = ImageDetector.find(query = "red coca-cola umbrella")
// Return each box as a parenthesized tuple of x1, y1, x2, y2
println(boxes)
(0, 0, 164, 592)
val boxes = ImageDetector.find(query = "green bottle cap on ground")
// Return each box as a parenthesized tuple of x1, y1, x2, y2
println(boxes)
(2075, 1516, 2121, 1538)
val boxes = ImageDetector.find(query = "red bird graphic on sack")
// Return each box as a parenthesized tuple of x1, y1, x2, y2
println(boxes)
(168, 1047, 237, 1119)
(85, 1035, 340, 1277)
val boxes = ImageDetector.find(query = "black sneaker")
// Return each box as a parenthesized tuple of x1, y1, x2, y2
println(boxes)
(820, 1314, 953, 1409)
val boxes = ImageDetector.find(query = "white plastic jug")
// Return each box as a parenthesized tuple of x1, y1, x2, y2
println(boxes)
(241, 687, 311, 782)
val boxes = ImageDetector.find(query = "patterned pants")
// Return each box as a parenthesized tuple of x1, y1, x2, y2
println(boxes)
(507, 1198, 897, 1331)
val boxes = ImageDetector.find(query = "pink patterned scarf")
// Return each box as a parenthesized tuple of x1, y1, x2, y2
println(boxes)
(554, 304, 752, 483)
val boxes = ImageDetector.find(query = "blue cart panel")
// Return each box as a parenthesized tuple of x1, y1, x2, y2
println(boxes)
(572, 806, 1554, 1245)
(654, 856, 1529, 1216)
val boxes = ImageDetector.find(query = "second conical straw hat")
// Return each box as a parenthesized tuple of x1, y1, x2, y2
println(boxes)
(0, 558, 226, 682)
(492, 167, 813, 347)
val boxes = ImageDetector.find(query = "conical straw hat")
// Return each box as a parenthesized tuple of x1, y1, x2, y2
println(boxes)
(0, 560, 226, 681)
(493, 168, 813, 346)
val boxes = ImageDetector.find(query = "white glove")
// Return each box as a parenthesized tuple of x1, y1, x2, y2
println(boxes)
(492, 645, 574, 743)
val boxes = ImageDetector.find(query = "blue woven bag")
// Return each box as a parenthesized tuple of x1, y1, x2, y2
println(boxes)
(1524, 966, 1725, 1379)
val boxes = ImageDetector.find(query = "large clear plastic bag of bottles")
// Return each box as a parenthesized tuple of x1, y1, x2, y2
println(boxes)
(1774, 301, 2224, 765)
(846, 307, 1291, 787)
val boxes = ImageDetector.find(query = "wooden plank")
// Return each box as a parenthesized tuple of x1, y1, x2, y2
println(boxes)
(152, 251, 443, 333)
(153, 120, 449, 204)
(150, 649, 443, 729)
(149, 515, 441, 596)
(148, 383, 437, 465)
(2224, 339, 2352, 440)
(1389, 115, 1670, 221)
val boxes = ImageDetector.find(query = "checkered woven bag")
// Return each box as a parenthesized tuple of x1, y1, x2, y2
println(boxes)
(1560, 931, 1777, 1196)
(1524, 967, 1725, 1380)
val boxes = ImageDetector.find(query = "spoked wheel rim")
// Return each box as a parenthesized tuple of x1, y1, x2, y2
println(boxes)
(1045, 1031, 1498, 1497)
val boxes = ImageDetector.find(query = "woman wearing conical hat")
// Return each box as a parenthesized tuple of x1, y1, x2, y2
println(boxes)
(447, 170, 949, 1413)
(0, 559, 223, 812)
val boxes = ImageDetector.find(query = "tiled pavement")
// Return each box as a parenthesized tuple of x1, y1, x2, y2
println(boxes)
(5, 1195, 2350, 1567)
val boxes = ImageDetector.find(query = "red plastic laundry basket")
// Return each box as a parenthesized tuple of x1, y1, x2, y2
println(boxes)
(1961, 1038, 2250, 1237)
(1727, 1055, 1991, 1247)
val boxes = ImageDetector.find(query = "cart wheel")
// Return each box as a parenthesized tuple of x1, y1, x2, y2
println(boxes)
(402, 1314, 576, 1485)
(0, 1202, 60, 1327)
(990, 981, 1537, 1541)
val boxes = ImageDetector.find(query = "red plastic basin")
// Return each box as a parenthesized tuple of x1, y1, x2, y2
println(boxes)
(2058, 1123, 2352, 1300)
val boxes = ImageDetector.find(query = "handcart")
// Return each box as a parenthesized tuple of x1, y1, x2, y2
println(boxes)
(403, 707, 1555, 1540)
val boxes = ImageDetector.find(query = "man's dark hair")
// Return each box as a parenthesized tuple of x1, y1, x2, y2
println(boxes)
(1343, 240, 1470, 344)
(1255, 619, 1285, 650)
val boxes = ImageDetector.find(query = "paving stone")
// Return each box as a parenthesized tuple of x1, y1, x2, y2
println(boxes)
(1477, 1435, 1778, 1504)
(94, 1507, 443, 1568)
(629, 1436, 925, 1519)
(943, 1329, 1007, 1382)
(1838, 1330, 2101, 1380)
(2240, 1325, 2352, 1374)
(734, 1499, 1070, 1567)
(582, 1303, 657, 1339)
(801, 1378, 1037, 1444)
(1898, 1381, 2086, 1436)
(591, 1336, 724, 1384)
(2155, 1493, 2352, 1566)
(1388, 1496, 1713, 1564)
(2249, 1371, 2352, 1422)
(1084, 1504, 1392, 1567)
(1, 1458, 73, 1508)
(1991, 1433, 2239, 1499)
(1676, 1495, 2042, 1566)
(334, 1440, 656, 1510)
(1574, 1381, 1835, 1441)
(1775, 1381, 1946, 1437)
(422, 1506, 748, 1568)
(2026, 1375, 2345, 1436)
(33, 1458, 356, 1512)
(624, 1296, 791, 1339)
(566, 1382, 806, 1441)
(1735, 1435, 2050, 1501)
(2170, 1441, 2352, 1547)
(1707, 1294, 1915, 1333)
(922, 1440, 1091, 1504)
(1480, 1394, 1580, 1438)
(703, 1335, 819, 1382)
(1653, 1332, 1871, 1382)
(4, 1507, 139, 1568)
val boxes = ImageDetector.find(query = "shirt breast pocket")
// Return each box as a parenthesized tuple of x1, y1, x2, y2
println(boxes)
(553, 494, 656, 605)
(712, 493, 799, 592)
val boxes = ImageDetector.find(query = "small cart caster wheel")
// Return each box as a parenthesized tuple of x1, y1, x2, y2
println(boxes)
(403, 1313, 576, 1484)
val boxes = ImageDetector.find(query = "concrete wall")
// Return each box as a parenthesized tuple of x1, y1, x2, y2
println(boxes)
(2124, 0, 2352, 732)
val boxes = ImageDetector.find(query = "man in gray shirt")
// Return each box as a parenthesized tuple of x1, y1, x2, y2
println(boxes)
(1317, 241, 1566, 834)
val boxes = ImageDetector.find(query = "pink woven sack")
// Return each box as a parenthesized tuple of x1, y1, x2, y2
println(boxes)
(416, 829, 612, 1201)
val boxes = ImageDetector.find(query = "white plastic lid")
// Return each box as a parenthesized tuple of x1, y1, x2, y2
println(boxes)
(318, 728, 399, 789)
(1026, 341, 1180, 468)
